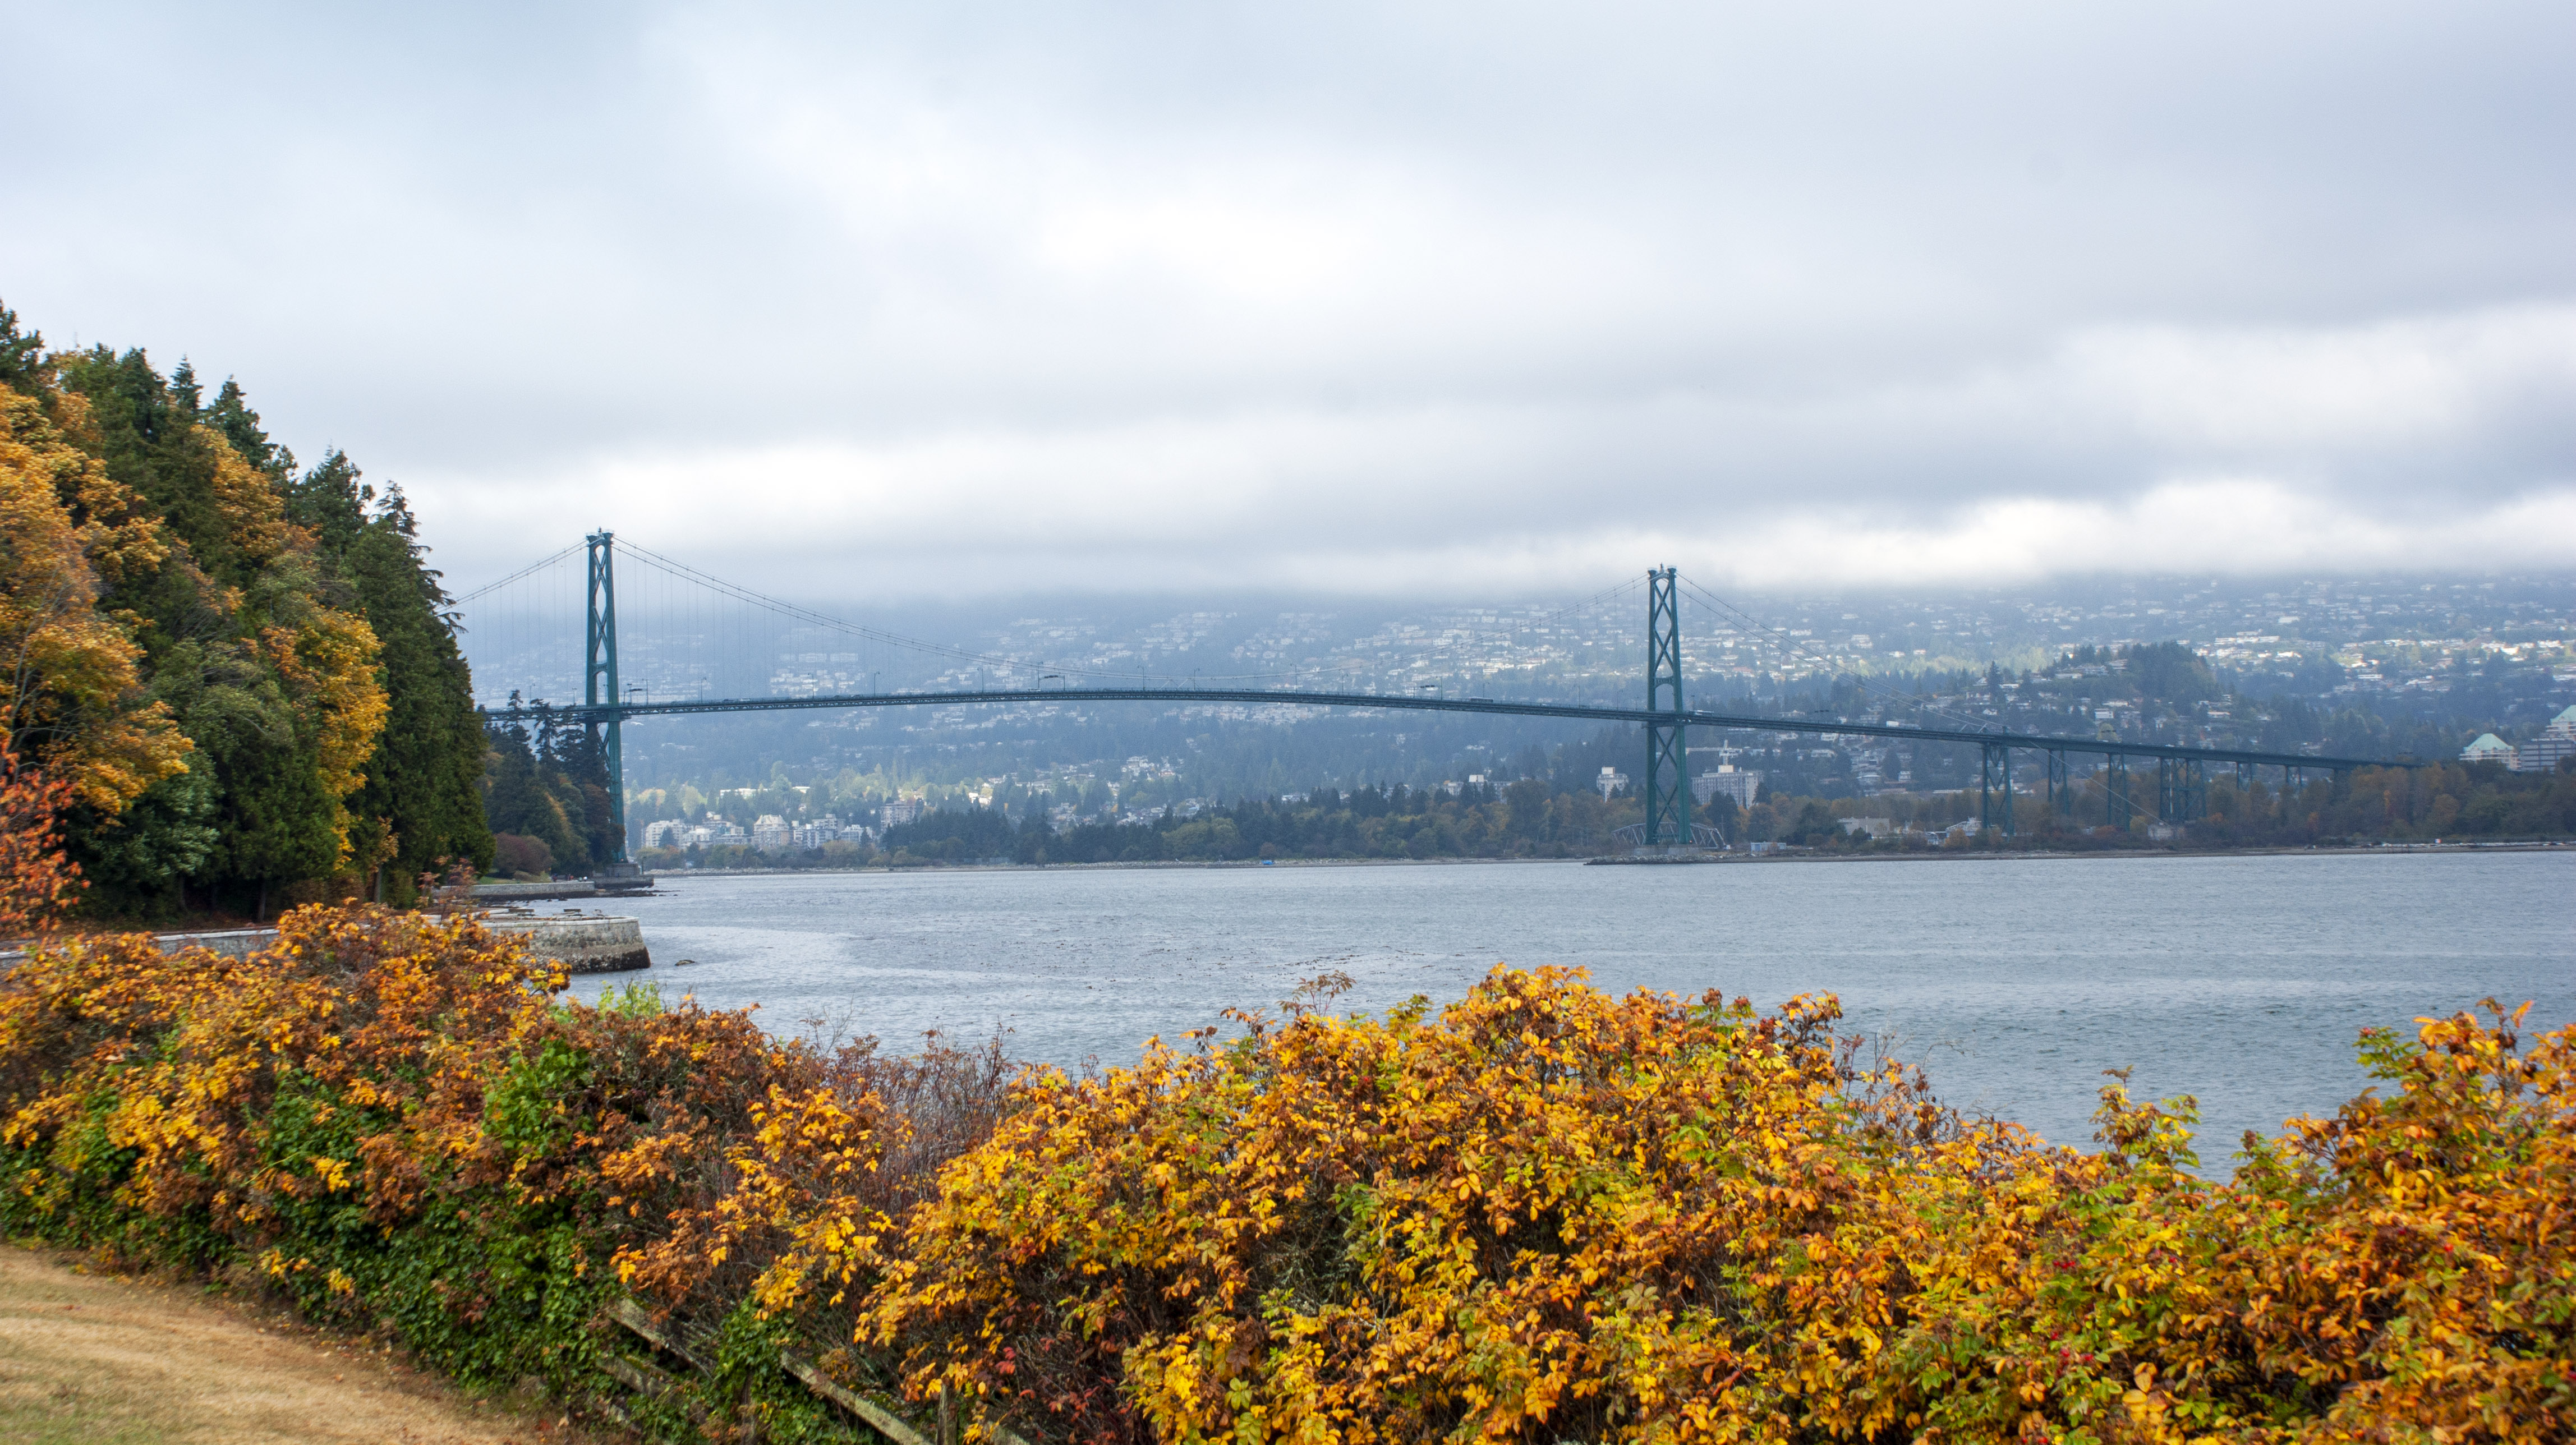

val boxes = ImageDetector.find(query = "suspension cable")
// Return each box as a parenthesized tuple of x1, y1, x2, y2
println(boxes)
(454, 543, 585, 605)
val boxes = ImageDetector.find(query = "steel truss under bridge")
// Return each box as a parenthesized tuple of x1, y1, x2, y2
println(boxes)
(482, 533, 2419, 862)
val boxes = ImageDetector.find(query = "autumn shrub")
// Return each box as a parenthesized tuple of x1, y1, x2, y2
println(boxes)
(0, 899, 2564, 1444)
(0, 743, 83, 937)
(0, 903, 1010, 1440)
(868, 969, 2573, 1445)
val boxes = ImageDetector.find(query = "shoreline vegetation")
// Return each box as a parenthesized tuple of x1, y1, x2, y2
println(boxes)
(610, 761, 2576, 881)
(641, 834, 2574, 880)
(0, 886, 2566, 1442)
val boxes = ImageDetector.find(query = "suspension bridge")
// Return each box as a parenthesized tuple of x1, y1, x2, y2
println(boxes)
(463, 533, 2413, 865)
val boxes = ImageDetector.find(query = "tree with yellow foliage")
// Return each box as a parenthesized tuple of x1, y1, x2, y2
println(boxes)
(1, 301, 404, 918)
(0, 348, 192, 816)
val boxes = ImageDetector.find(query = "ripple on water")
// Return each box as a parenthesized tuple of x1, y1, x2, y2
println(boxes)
(577, 851, 2574, 1165)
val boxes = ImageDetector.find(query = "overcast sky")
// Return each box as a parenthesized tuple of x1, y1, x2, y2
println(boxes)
(4, 1, 2571, 602)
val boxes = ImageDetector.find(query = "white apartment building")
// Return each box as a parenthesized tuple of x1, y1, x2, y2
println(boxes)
(2462, 733, 2514, 765)
(1692, 766, 1762, 809)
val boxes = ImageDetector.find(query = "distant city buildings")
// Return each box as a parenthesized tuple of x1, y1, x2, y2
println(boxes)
(2512, 704, 2576, 772)
(1692, 766, 1761, 809)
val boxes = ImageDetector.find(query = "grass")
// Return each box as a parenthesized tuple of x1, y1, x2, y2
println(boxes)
(0, 1242, 605, 1444)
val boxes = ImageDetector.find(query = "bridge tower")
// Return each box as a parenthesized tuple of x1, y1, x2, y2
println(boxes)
(585, 531, 628, 866)
(1642, 566, 1691, 846)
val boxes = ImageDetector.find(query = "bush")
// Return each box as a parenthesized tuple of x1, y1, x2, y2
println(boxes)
(872, 971, 2575, 1444)
(0, 908, 2566, 1443)
(0, 905, 1008, 1439)
(491, 831, 554, 877)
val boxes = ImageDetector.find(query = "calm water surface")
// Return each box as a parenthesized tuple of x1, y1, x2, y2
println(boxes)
(576, 852, 2573, 1161)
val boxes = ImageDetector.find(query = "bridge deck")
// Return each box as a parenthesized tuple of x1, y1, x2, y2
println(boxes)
(486, 687, 2402, 772)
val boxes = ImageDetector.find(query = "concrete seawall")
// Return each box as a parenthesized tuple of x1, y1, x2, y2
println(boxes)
(6, 913, 650, 976)
(470, 875, 658, 905)
(480, 910, 651, 974)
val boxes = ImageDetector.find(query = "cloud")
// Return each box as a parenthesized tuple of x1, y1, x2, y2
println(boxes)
(2, 1, 2570, 600)
(424, 301, 2576, 596)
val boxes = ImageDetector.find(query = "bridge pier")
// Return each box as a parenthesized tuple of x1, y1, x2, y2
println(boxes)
(2105, 754, 2133, 831)
(1980, 741, 2013, 836)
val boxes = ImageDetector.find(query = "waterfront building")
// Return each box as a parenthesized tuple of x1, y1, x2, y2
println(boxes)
(2517, 734, 2576, 774)
(1693, 766, 1762, 809)
(2461, 733, 2514, 765)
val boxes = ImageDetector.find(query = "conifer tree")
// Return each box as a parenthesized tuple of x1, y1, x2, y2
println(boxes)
(0, 303, 429, 918)
(283, 454, 493, 901)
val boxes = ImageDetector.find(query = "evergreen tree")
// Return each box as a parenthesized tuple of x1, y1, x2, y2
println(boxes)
(12, 332, 398, 918)
(484, 703, 585, 869)
(284, 455, 494, 901)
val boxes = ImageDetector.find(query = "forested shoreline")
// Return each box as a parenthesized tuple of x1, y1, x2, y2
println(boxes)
(633, 755, 2575, 874)
(0, 300, 489, 920)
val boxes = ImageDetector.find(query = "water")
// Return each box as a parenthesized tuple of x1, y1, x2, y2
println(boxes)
(574, 852, 2574, 1165)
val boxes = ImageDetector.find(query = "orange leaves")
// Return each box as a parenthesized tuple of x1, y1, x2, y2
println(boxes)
(0, 743, 82, 936)
(613, 1074, 900, 1317)
(0, 906, 2566, 1443)
(0, 907, 562, 1236)
(870, 968, 1866, 1442)
(0, 388, 188, 815)
(871, 972, 2574, 1445)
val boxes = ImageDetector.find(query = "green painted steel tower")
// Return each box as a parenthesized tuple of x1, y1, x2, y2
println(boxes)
(1642, 566, 1690, 845)
(584, 531, 627, 864)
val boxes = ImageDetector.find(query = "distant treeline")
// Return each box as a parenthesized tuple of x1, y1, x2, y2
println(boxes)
(1, 300, 490, 917)
(1751, 758, 2576, 850)
(647, 781, 1645, 869)
(480, 703, 622, 878)
(648, 756, 2576, 873)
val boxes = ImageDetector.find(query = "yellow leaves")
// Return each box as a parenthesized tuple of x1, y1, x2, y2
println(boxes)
(6, 919, 2569, 1444)
(0, 386, 188, 813)
(872, 977, 2576, 1443)
(199, 425, 296, 565)
(256, 611, 386, 803)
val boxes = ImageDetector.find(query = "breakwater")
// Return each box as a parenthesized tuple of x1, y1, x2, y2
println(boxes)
(477, 908, 651, 974)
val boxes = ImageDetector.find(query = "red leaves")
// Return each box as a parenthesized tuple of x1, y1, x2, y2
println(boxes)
(0, 744, 82, 938)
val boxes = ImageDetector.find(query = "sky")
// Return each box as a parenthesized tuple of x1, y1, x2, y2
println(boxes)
(4, 1, 2572, 605)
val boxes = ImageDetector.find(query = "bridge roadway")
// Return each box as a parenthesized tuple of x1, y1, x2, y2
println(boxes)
(489, 687, 2402, 773)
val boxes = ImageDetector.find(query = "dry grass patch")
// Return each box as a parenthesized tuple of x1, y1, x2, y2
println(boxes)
(0, 1243, 608, 1445)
